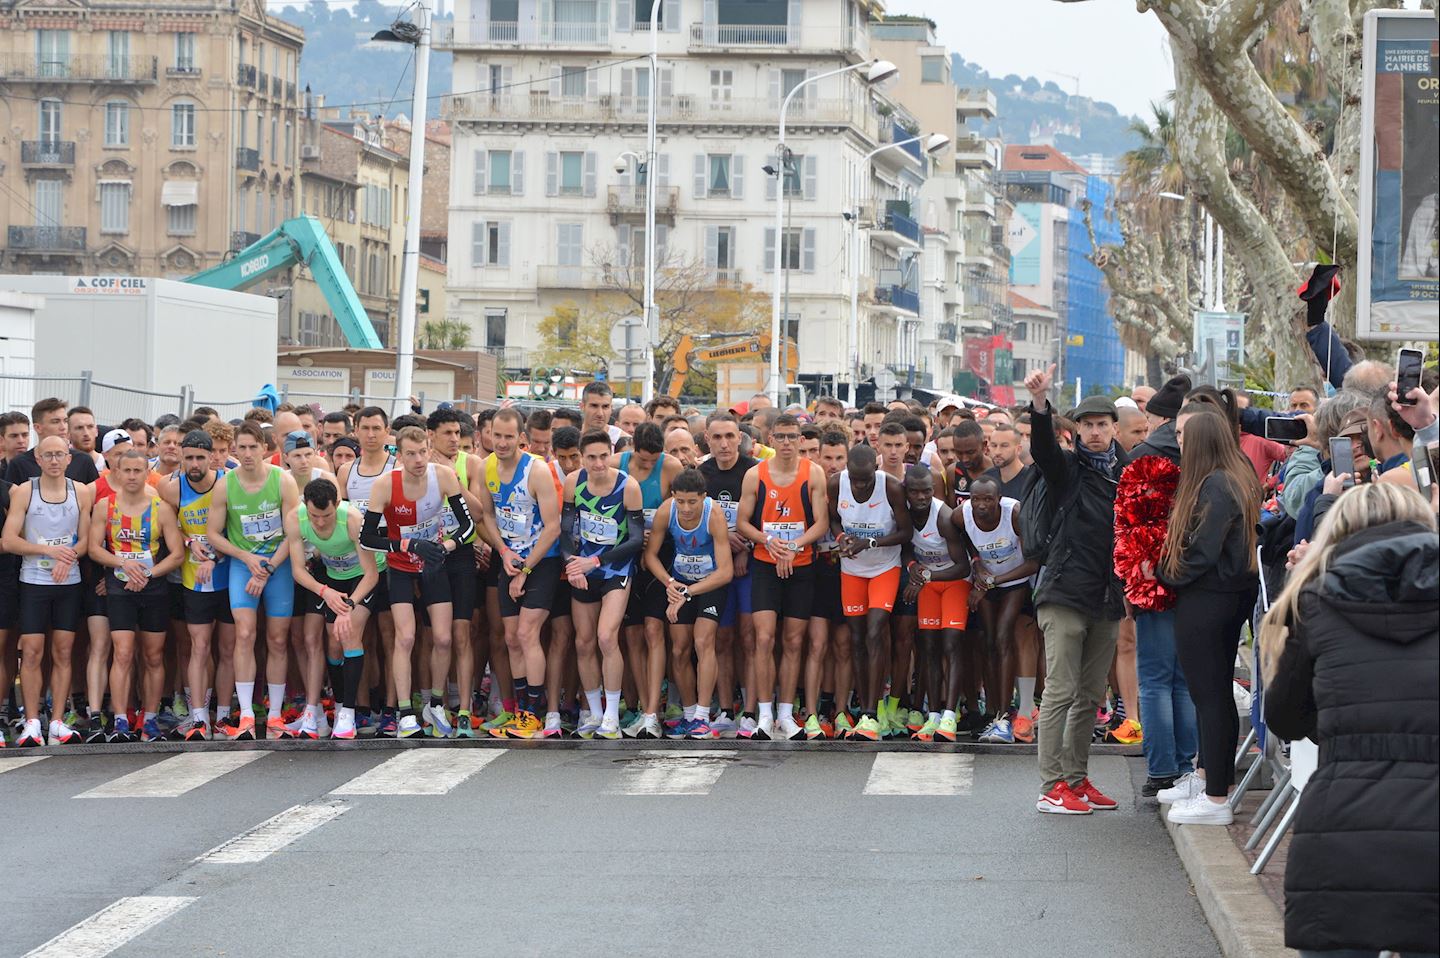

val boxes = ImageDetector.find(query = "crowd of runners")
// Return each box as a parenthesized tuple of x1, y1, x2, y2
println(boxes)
(2, 353, 1436, 819)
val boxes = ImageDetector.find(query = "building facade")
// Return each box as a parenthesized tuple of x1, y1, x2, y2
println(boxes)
(0, 0, 303, 278)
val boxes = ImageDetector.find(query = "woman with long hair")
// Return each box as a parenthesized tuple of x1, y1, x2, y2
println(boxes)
(1149, 404, 1263, 824)
(1261, 483, 1438, 958)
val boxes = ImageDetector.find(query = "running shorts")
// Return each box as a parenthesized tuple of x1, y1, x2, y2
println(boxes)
(628, 571, 668, 625)
(228, 556, 297, 617)
(750, 560, 815, 620)
(672, 587, 726, 625)
(19, 582, 83, 634)
(105, 574, 170, 633)
(841, 566, 902, 617)
(183, 589, 235, 626)
(387, 566, 452, 608)
(445, 548, 478, 621)
(570, 572, 630, 605)
(498, 556, 562, 617)
(918, 578, 971, 631)
(315, 571, 379, 623)
(717, 570, 753, 628)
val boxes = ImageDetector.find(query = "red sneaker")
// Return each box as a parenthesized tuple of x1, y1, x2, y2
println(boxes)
(1036, 781, 1093, 815)
(1070, 777, 1118, 810)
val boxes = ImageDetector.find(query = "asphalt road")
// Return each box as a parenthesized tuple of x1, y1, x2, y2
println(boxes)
(1, 742, 1220, 958)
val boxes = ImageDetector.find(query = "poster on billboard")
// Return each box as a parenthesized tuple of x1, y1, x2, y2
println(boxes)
(1008, 203, 1042, 287)
(1192, 311, 1247, 387)
(1357, 10, 1438, 340)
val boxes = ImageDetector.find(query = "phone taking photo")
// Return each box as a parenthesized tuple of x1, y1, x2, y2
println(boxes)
(1264, 416, 1308, 443)
(1396, 347, 1424, 405)
(1329, 436, 1356, 489)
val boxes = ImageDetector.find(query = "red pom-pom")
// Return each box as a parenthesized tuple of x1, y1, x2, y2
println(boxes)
(1114, 455, 1181, 611)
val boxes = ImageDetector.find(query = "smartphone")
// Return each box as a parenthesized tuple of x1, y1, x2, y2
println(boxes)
(1396, 347, 1424, 405)
(1329, 437, 1356, 488)
(1264, 416, 1308, 443)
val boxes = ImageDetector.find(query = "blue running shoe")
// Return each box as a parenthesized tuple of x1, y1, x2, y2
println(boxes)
(110, 715, 135, 743)
(376, 712, 398, 738)
(978, 717, 1014, 744)
(141, 715, 163, 742)
(687, 720, 714, 740)
(666, 718, 694, 740)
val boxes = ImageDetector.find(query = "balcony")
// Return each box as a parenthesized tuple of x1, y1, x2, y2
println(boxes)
(713, 268, 745, 288)
(8, 225, 86, 252)
(952, 134, 998, 170)
(236, 63, 257, 88)
(606, 185, 679, 223)
(21, 140, 75, 169)
(236, 147, 261, 174)
(231, 231, 261, 252)
(286, 80, 297, 103)
(891, 122, 923, 163)
(443, 15, 610, 48)
(954, 87, 997, 120)
(536, 264, 612, 290)
(167, 63, 202, 78)
(874, 284, 920, 316)
(870, 208, 921, 251)
(483, 346, 530, 370)
(0, 53, 156, 84)
(936, 322, 959, 342)
(271, 74, 283, 98)
(687, 23, 869, 60)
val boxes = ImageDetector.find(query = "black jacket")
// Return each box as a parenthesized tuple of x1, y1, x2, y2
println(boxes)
(1264, 521, 1439, 953)
(1028, 403, 1127, 619)
(1129, 418, 1180, 465)
(1157, 473, 1256, 592)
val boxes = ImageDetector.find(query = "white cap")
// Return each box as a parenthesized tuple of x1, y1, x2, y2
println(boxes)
(102, 428, 131, 453)
(936, 395, 964, 412)
(1114, 396, 1140, 411)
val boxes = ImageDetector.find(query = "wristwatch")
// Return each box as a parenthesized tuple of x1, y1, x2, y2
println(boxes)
(679, 585, 691, 600)
(258, 559, 272, 574)
(342, 596, 356, 610)
(865, 537, 877, 551)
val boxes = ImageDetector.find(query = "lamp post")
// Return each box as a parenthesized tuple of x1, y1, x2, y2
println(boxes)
(846, 132, 950, 403)
(614, 148, 648, 400)
(768, 59, 897, 406)
(1159, 189, 1222, 311)
(641, 0, 661, 403)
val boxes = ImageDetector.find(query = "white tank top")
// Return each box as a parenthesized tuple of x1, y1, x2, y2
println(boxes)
(837, 470, 900, 577)
(910, 498, 954, 572)
(20, 479, 82, 586)
(961, 497, 1028, 586)
(345, 453, 396, 517)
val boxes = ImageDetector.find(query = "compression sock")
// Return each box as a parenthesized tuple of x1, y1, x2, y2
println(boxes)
(1016, 677, 1037, 716)
(340, 651, 364, 710)
(236, 683, 255, 718)
(267, 684, 286, 716)
(326, 659, 344, 700)
(584, 688, 603, 717)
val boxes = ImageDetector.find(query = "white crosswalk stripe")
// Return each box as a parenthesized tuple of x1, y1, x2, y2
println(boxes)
(0, 755, 48, 775)
(863, 753, 975, 795)
(74, 752, 266, 799)
(329, 747, 506, 795)
(603, 750, 738, 795)
(195, 800, 350, 864)
(23, 896, 196, 958)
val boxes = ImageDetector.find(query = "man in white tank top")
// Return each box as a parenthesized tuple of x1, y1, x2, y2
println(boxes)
(954, 474, 1039, 746)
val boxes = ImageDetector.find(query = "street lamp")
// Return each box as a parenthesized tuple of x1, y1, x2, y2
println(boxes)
(846, 132, 949, 402)
(640, 0, 662, 403)
(768, 59, 898, 405)
(614, 149, 648, 400)
(1159, 190, 1223, 311)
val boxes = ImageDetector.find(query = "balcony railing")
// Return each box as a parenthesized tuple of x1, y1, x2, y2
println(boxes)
(236, 147, 260, 172)
(891, 121, 922, 162)
(875, 285, 920, 315)
(272, 74, 283, 97)
(606, 185, 679, 218)
(954, 87, 997, 118)
(483, 346, 529, 369)
(21, 140, 75, 167)
(8, 225, 86, 252)
(237, 63, 257, 87)
(0, 53, 156, 83)
(231, 231, 261, 252)
(882, 209, 921, 246)
(688, 23, 868, 57)
(286, 80, 297, 103)
(713, 268, 745, 288)
(936, 322, 958, 342)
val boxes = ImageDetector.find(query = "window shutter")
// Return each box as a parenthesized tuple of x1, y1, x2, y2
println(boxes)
(766, 152, 778, 201)
(655, 223, 669, 263)
(802, 227, 816, 272)
(549, 67, 561, 99)
(502, 65, 514, 91)
(473, 150, 487, 195)
(731, 154, 744, 200)
(621, 67, 634, 102)
(804, 68, 817, 105)
(617, 223, 632, 267)
(497, 221, 511, 267)
(788, 0, 802, 34)
(803, 155, 817, 200)
(583, 151, 598, 197)
(704, 225, 718, 268)
(472, 220, 487, 267)
(659, 67, 674, 102)
(767, 69, 780, 108)
(656, 153, 670, 188)
(587, 67, 599, 99)
(511, 151, 524, 195)
(663, 0, 679, 31)
(763, 227, 775, 273)
(693, 154, 707, 199)
(615, 0, 631, 31)
(545, 151, 558, 196)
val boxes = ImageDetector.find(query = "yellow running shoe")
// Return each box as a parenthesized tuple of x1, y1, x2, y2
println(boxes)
(851, 715, 881, 742)
(1104, 718, 1143, 745)
(487, 712, 521, 739)
(504, 711, 543, 739)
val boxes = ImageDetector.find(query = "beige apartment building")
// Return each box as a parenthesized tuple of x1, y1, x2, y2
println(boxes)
(0, 0, 302, 278)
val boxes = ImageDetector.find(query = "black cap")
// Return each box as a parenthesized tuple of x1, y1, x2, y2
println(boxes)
(1146, 374, 1192, 420)
(1066, 395, 1119, 422)
(329, 436, 361, 456)
(181, 429, 213, 451)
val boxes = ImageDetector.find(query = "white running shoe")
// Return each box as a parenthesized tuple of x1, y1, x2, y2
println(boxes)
(621, 713, 648, 739)
(332, 709, 356, 740)
(48, 719, 80, 745)
(1157, 772, 1206, 805)
(1167, 792, 1234, 825)
(736, 715, 759, 739)
(595, 717, 621, 740)
(396, 714, 422, 738)
(709, 712, 738, 737)
(776, 715, 805, 741)
(641, 714, 662, 740)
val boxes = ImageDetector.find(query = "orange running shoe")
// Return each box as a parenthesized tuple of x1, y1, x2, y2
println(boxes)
(1104, 719, 1143, 745)
(224, 714, 257, 741)
(265, 715, 293, 740)
(1012, 714, 1036, 744)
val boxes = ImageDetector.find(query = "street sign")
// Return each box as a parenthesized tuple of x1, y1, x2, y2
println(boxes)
(875, 367, 898, 400)
(609, 315, 646, 354)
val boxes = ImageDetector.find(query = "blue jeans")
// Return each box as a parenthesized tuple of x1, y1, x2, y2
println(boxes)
(1135, 609, 1197, 779)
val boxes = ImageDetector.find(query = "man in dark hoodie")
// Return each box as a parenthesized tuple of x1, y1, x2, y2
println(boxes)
(1115, 374, 1196, 797)
(1025, 363, 1129, 815)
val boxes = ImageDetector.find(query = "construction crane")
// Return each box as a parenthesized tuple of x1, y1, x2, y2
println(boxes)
(664, 332, 798, 399)
(185, 215, 381, 348)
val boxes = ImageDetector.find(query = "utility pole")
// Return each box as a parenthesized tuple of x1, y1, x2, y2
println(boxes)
(385, 1, 430, 417)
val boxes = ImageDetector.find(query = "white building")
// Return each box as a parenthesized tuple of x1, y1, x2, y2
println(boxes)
(439, 0, 941, 399)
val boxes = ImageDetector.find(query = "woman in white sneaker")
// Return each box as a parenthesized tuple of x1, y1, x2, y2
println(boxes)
(1261, 482, 1438, 958)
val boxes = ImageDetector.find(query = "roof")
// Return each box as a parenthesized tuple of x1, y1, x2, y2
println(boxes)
(1009, 291, 1057, 316)
(1003, 145, 1088, 175)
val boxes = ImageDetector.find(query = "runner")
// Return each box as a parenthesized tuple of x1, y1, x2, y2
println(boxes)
(206, 421, 302, 741)
(2, 435, 95, 746)
(737, 413, 829, 740)
(956, 474, 1039, 744)
(86, 448, 184, 743)
(581, 380, 625, 445)
(643, 467, 733, 740)
(67, 406, 103, 469)
(700, 413, 758, 737)
(474, 407, 563, 740)
(158, 430, 232, 740)
(561, 429, 644, 740)
(284, 429, 337, 738)
(899, 466, 972, 743)
(359, 426, 474, 738)
(947, 420, 992, 506)
(828, 443, 912, 741)
(805, 430, 852, 740)
(285, 478, 380, 740)
(5, 398, 100, 485)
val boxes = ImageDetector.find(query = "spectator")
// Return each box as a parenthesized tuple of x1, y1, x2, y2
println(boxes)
(1131, 385, 1156, 413)
(1288, 386, 1320, 414)
(1340, 360, 1395, 398)
(1115, 405, 1149, 453)
(1261, 483, 1438, 956)
(1293, 391, 1372, 541)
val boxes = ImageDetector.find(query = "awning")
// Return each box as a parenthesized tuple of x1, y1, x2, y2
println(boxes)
(161, 180, 199, 206)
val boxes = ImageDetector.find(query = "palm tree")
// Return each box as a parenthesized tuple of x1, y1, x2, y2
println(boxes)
(418, 319, 472, 350)
(1121, 100, 1184, 199)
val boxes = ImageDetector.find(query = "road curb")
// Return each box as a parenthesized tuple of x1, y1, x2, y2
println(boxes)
(1161, 804, 1293, 958)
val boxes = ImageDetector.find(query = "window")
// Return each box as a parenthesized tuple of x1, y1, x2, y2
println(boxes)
(488, 150, 512, 192)
(710, 69, 733, 108)
(470, 220, 510, 267)
(764, 226, 816, 273)
(284, 121, 292, 164)
(1013, 321, 1027, 343)
(707, 154, 730, 196)
(560, 65, 586, 99)
(38, 99, 63, 145)
(107, 32, 129, 79)
(782, 153, 802, 196)
(175, 33, 196, 72)
(33, 179, 62, 227)
(781, 68, 806, 100)
(255, 113, 264, 156)
(100, 182, 131, 234)
(556, 222, 583, 266)
(270, 113, 278, 164)
(485, 308, 507, 349)
(695, 153, 742, 199)
(104, 101, 130, 147)
(559, 151, 584, 194)
(167, 202, 197, 235)
(171, 103, 196, 147)
(705, 225, 736, 278)
(487, 64, 504, 95)
(255, 188, 264, 232)
(36, 30, 69, 78)
(921, 56, 945, 83)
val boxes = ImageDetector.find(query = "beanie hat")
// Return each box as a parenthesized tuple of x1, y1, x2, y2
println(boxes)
(1146, 374, 1193, 420)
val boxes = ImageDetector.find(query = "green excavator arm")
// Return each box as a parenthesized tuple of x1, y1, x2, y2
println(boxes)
(185, 215, 381, 348)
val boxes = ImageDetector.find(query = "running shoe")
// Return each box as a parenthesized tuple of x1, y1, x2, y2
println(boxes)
(709, 712, 738, 738)
(735, 715, 758, 739)
(640, 714, 663, 740)
(141, 715, 163, 743)
(663, 703, 684, 724)
(753, 716, 775, 741)
(905, 709, 926, 733)
(502, 711, 542, 739)
(776, 715, 804, 741)
(1012, 714, 1036, 744)
(1103, 719, 1143, 745)
(594, 717, 621, 740)
(375, 712, 398, 739)
(16, 719, 44, 748)
(48, 719, 80, 745)
(687, 720, 714, 740)
(156, 710, 182, 735)
(803, 714, 825, 741)
(109, 715, 136, 743)
(479, 710, 514, 734)
(619, 709, 640, 732)
(1036, 781, 1093, 815)
(541, 714, 564, 739)
(488, 712, 521, 739)
(621, 713, 648, 739)
(833, 711, 854, 739)
(224, 714, 257, 741)
(331, 711, 357, 740)
(850, 715, 881, 742)
(266, 716, 294, 740)
(455, 711, 476, 739)
(978, 718, 1014, 744)
(396, 715, 422, 738)
(296, 716, 320, 740)
(423, 703, 455, 739)
(575, 715, 602, 740)
(818, 716, 835, 739)
(84, 717, 110, 744)
(912, 716, 939, 742)
(1142, 776, 1177, 798)
(935, 715, 958, 743)
(1071, 777, 1118, 810)
(666, 718, 694, 740)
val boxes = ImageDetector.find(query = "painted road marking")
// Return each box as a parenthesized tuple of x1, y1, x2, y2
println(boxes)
(863, 753, 974, 796)
(330, 748, 506, 796)
(196, 800, 350, 864)
(604, 750, 738, 796)
(0, 755, 48, 775)
(23, 896, 196, 958)
(74, 752, 266, 799)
